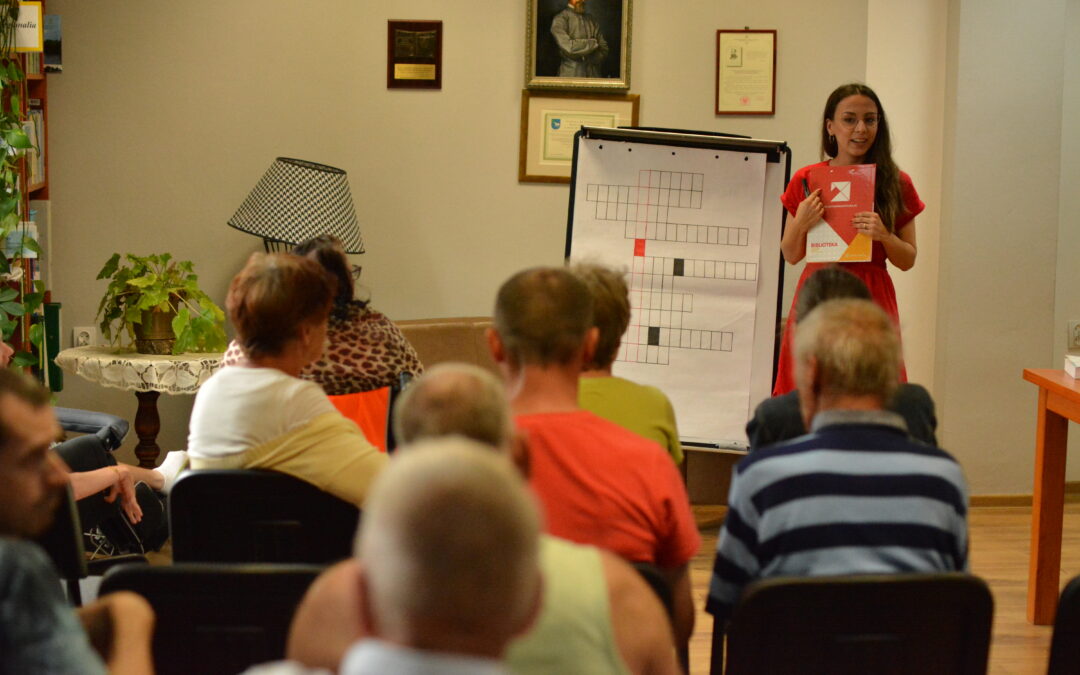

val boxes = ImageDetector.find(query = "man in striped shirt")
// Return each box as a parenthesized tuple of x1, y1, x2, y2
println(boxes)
(707, 298, 969, 624)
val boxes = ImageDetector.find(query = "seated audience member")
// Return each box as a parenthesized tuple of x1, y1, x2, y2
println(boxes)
(572, 263, 683, 464)
(222, 234, 423, 394)
(187, 253, 387, 507)
(249, 439, 544, 675)
(2, 340, 181, 552)
(286, 362, 680, 675)
(0, 368, 155, 674)
(707, 298, 969, 626)
(488, 267, 699, 646)
(746, 265, 938, 450)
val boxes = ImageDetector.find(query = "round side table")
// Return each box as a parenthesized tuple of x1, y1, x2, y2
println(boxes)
(55, 346, 222, 467)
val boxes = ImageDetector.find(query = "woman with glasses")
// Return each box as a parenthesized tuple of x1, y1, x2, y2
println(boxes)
(222, 235, 424, 395)
(771, 83, 924, 395)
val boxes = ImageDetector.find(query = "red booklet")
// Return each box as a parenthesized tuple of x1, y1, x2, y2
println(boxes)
(804, 163, 875, 263)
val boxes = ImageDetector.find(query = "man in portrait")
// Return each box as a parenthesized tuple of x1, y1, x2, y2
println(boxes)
(550, 0, 609, 78)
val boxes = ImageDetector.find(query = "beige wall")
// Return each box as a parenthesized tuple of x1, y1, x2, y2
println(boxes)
(46, 0, 867, 462)
(936, 0, 1068, 493)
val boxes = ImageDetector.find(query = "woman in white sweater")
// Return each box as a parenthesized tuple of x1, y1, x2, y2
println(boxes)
(187, 253, 386, 507)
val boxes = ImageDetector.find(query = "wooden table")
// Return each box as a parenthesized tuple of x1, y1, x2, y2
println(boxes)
(55, 346, 222, 468)
(1023, 368, 1080, 624)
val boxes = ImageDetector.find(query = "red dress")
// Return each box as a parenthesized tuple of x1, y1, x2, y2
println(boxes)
(772, 162, 925, 395)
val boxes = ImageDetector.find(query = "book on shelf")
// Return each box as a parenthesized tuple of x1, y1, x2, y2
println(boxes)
(804, 163, 875, 263)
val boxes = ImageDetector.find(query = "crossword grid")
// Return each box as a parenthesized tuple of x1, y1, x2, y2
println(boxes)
(619, 241, 750, 365)
(585, 169, 751, 246)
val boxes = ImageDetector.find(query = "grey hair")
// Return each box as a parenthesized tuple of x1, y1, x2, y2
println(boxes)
(794, 298, 899, 402)
(356, 438, 541, 643)
(392, 362, 512, 450)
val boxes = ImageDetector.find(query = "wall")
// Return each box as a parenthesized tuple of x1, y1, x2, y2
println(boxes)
(936, 0, 1067, 493)
(46, 1, 868, 461)
(865, 0, 946, 386)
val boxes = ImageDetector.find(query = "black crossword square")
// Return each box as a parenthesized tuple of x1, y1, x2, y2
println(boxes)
(648, 326, 660, 346)
(673, 259, 685, 276)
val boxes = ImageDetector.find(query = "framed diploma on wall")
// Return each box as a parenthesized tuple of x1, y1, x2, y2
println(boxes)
(715, 29, 776, 115)
(519, 90, 639, 183)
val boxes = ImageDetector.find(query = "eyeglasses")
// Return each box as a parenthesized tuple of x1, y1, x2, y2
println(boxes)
(351, 264, 363, 280)
(834, 115, 879, 129)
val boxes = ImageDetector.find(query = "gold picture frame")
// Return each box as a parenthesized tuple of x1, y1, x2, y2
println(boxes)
(525, 0, 632, 91)
(519, 90, 639, 183)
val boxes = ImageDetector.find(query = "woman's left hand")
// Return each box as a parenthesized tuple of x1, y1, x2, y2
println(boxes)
(852, 212, 890, 241)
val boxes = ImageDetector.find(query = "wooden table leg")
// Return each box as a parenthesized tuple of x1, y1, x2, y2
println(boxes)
(133, 390, 162, 469)
(1028, 387, 1069, 624)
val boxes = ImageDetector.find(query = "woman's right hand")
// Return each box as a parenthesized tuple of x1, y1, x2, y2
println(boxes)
(793, 189, 824, 231)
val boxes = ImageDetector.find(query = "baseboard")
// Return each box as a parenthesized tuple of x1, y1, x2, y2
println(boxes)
(970, 482, 1080, 507)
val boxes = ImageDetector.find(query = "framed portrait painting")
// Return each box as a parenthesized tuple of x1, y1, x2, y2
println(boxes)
(526, 0, 632, 91)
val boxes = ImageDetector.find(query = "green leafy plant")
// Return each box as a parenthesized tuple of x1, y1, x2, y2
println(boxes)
(0, 0, 42, 368)
(95, 253, 227, 354)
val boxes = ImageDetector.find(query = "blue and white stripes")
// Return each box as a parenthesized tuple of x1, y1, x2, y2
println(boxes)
(706, 411, 969, 621)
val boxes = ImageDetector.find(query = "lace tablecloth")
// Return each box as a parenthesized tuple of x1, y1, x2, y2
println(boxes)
(55, 346, 223, 394)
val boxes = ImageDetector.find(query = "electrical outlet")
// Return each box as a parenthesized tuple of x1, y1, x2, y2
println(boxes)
(1070, 321, 1080, 351)
(72, 326, 97, 347)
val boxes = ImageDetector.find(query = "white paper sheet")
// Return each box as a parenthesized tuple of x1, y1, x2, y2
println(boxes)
(569, 138, 767, 443)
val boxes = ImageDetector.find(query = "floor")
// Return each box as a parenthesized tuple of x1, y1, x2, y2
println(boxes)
(687, 504, 1076, 675)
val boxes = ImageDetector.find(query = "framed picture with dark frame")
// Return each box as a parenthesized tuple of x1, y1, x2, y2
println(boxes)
(715, 29, 776, 115)
(526, 0, 632, 91)
(387, 20, 442, 89)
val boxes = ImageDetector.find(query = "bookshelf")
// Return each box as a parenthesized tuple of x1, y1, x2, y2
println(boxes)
(3, 1, 52, 381)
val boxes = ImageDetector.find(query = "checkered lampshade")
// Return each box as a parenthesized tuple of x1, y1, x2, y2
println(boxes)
(227, 157, 365, 254)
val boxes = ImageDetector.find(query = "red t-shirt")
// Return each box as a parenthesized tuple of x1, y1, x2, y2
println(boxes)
(517, 410, 700, 568)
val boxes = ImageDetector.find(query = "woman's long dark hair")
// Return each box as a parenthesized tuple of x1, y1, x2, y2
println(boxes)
(293, 234, 367, 319)
(821, 83, 903, 233)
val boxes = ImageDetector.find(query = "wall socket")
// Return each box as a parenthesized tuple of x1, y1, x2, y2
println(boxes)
(1070, 321, 1080, 351)
(72, 326, 98, 347)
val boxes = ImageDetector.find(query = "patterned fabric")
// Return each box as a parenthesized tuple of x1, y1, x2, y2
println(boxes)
(222, 302, 424, 396)
(227, 158, 364, 253)
(707, 410, 969, 623)
(55, 346, 222, 394)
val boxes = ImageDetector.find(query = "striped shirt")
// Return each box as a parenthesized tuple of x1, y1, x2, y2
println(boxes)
(706, 409, 969, 621)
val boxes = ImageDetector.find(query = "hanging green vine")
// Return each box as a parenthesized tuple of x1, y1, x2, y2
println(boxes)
(0, 0, 44, 367)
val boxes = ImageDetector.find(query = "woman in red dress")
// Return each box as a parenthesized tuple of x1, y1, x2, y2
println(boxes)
(772, 83, 925, 395)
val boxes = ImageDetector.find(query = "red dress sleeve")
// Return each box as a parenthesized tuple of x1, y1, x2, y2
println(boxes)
(895, 171, 925, 231)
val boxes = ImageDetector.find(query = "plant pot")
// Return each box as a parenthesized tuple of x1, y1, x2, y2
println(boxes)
(134, 309, 177, 355)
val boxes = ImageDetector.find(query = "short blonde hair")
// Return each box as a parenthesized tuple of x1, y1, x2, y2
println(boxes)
(794, 298, 899, 402)
(356, 439, 541, 643)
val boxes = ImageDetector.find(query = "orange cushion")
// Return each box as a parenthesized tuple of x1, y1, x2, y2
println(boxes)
(328, 388, 390, 452)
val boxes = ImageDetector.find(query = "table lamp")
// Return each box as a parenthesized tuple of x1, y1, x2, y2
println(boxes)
(227, 157, 365, 254)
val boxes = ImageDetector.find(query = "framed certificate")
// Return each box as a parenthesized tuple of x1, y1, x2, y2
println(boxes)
(715, 29, 776, 115)
(519, 90, 639, 183)
(387, 20, 442, 89)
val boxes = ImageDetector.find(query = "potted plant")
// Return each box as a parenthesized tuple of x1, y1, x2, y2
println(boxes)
(95, 253, 227, 355)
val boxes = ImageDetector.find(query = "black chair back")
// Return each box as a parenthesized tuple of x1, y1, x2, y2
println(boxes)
(717, 573, 993, 675)
(33, 485, 146, 606)
(1048, 574, 1080, 675)
(100, 562, 321, 675)
(169, 469, 360, 564)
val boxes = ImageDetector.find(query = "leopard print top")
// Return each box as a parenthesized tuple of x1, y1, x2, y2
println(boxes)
(222, 302, 424, 395)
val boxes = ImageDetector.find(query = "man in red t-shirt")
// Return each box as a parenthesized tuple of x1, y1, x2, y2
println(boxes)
(486, 266, 700, 646)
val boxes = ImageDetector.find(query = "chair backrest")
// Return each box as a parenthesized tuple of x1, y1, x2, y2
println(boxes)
(1048, 574, 1080, 675)
(33, 485, 88, 604)
(170, 469, 360, 564)
(100, 562, 322, 675)
(719, 573, 993, 675)
(328, 387, 391, 451)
